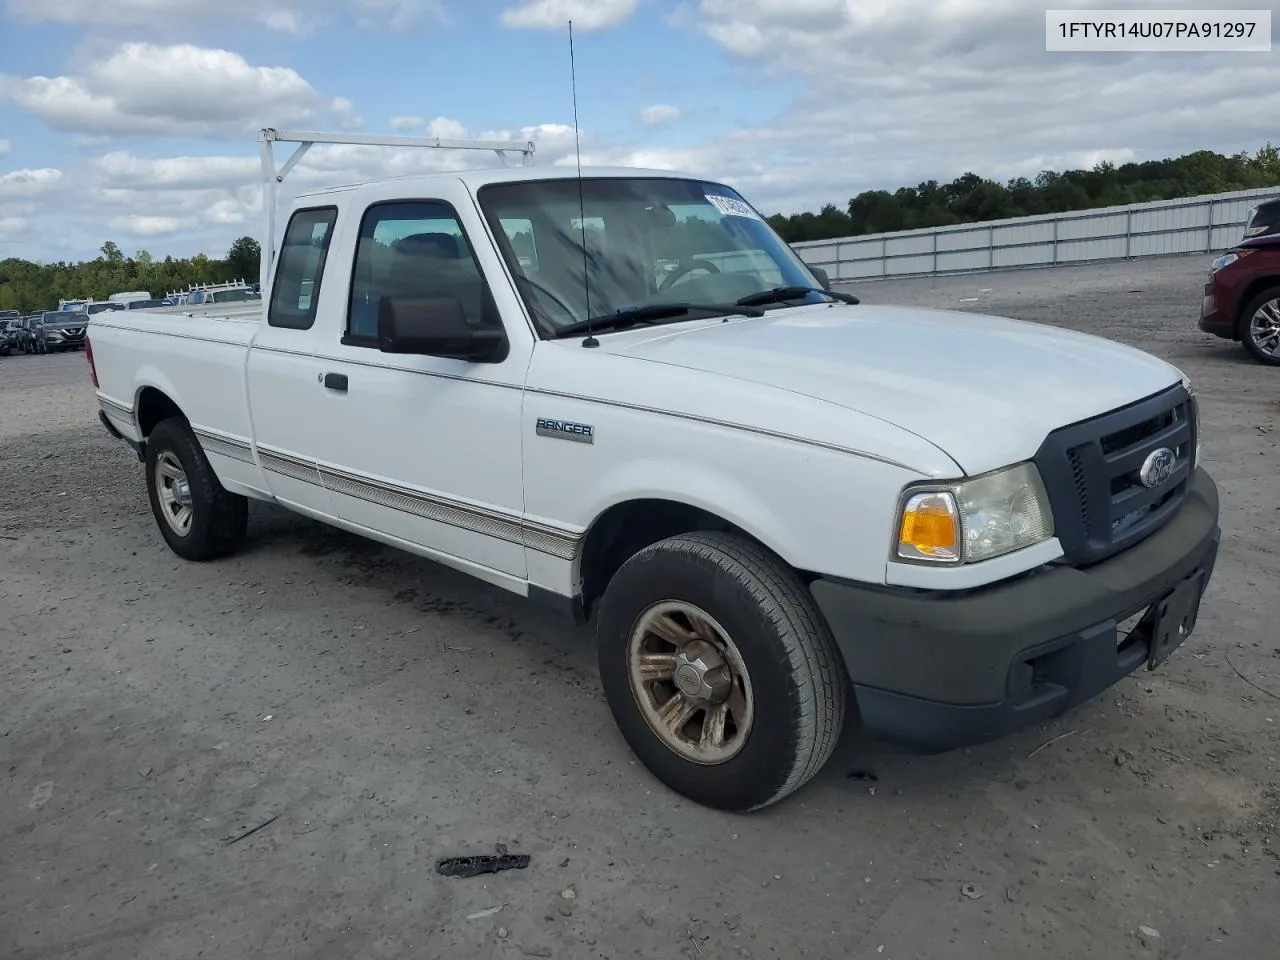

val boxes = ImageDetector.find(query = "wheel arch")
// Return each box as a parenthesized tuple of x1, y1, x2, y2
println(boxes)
(133, 377, 189, 437)
(576, 495, 810, 618)
(1234, 276, 1280, 339)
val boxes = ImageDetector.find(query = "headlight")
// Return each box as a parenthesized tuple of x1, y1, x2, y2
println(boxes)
(1209, 252, 1237, 275)
(1209, 248, 1254, 278)
(895, 462, 1054, 565)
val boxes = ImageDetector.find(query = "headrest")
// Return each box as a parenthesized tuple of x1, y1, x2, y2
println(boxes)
(395, 232, 460, 259)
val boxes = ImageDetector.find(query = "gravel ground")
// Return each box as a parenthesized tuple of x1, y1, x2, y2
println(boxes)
(2, 255, 1277, 960)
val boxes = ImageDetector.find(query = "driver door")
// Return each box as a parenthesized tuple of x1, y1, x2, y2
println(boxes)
(312, 186, 533, 585)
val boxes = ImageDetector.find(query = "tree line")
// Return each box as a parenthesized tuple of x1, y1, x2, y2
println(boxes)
(0, 237, 261, 315)
(765, 144, 1280, 243)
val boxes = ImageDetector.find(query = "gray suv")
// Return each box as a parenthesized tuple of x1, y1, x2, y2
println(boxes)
(32, 311, 89, 353)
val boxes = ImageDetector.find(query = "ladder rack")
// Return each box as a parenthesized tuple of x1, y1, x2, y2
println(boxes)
(256, 128, 537, 293)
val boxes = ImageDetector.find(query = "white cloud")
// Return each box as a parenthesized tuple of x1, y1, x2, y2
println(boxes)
(0, 43, 334, 137)
(109, 215, 200, 236)
(691, 0, 1280, 216)
(638, 104, 680, 125)
(0, 167, 63, 198)
(4, 0, 443, 32)
(390, 115, 427, 131)
(0, 216, 29, 237)
(426, 116, 471, 140)
(501, 0, 639, 31)
(332, 97, 365, 130)
(95, 152, 259, 189)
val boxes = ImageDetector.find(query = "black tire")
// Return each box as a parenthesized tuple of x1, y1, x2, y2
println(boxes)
(596, 530, 847, 812)
(1239, 285, 1280, 366)
(144, 417, 248, 561)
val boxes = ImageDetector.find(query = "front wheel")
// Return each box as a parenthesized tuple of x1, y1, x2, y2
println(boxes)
(1239, 286, 1280, 365)
(597, 531, 847, 812)
(144, 417, 248, 561)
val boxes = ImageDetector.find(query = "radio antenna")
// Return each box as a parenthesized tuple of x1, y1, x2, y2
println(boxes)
(569, 19, 598, 347)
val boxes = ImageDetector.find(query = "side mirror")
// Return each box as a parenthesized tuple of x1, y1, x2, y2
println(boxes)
(809, 265, 832, 291)
(378, 296, 509, 363)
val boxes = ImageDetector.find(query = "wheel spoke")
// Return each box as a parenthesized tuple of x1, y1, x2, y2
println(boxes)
(636, 652, 677, 681)
(158, 459, 183, 480)
(657, 693, 697, 735)
(728, 684, 749, 726)
(699, 701, 729, 751)
(687, 611, 720, 645)
(649, 612, 696, 647)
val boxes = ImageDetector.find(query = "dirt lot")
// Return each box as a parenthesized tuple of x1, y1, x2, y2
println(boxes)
(2, 255, 1277, 959)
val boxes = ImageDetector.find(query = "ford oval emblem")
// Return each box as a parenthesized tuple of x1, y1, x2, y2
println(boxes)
(1139, 448, 1177, 488)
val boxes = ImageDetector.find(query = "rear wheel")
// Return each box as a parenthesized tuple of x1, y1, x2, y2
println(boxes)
(1240, 286, 1280, 366)
(144, 417, 248, 561)
(596, 531, 847, 812)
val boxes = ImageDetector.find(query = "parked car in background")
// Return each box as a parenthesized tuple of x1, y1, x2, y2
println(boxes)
(15, 314, 42, 352)
(33, 311, 89, 352)
(124, 298, 170, 311)
(1200, 197, 1280, 366)
(0, 320, 13, 356)
(82, 301, 127, 318)
(109, 290, 154, 306)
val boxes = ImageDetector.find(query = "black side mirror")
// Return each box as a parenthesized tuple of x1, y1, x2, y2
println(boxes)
(809, 265, 832, 291)
(378, 296, 509, 363)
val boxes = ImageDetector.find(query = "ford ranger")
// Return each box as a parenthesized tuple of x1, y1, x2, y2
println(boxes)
(86, 163, 1221, 812)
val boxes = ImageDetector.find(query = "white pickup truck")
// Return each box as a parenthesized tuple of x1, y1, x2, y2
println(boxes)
(87, 162, 1221, 812)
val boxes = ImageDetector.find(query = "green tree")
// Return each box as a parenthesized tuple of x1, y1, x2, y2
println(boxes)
(225, 236, 261, 281)
(766, 143, 1280, 243)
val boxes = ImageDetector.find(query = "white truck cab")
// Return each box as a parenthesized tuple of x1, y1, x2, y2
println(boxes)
(85, 135, 1220, 811)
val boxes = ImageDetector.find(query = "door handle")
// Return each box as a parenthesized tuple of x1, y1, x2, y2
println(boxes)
(323, 372, 348, 392)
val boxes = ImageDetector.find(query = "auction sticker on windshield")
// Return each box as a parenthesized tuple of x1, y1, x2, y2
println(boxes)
(705, 195, 763, 221)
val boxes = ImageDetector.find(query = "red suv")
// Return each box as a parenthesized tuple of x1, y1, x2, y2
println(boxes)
(1199, 197, 1280, 366)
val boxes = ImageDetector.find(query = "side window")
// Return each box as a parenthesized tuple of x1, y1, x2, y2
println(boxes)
(345, 199, 498, 344)
(268, 206, 338, 330)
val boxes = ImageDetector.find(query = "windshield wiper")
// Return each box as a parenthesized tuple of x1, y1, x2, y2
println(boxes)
(736, 285, 860, 307)
(554, 301, 764, 339)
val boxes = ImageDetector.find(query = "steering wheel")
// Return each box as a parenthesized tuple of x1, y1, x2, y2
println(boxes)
(520, 274, 579, 322)
(659, 258, 721, 292)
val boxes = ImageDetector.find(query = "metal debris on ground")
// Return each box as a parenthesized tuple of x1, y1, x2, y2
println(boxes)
(224, 813, 279, 846)
(960, 882, 985, 900)
(466, 905, 504, 920)
(436, 854, 531, 878)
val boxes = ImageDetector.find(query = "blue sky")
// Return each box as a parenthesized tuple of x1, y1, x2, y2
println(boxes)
(1, 0, 1277, 263)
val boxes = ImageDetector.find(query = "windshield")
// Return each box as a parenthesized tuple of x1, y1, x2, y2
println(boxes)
(212, 289, 259, 303)
(477, 177, 825, 335)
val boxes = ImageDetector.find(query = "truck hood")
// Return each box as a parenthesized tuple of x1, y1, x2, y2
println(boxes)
(608, 302, 1183, 476)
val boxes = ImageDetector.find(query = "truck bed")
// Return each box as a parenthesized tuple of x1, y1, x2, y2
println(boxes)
(90, 306, 262, 496)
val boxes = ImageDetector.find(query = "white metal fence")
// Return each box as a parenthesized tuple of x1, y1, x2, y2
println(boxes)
(791, 185, 1279, 282)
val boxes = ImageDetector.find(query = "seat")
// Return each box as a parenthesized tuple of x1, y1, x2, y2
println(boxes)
(382, 231, 489, 327)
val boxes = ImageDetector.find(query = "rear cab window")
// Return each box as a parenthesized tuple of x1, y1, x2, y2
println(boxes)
(269, 207, 338, 330)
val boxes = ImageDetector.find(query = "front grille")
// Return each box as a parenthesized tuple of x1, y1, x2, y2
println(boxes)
(1034, 384, 1196, 566)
